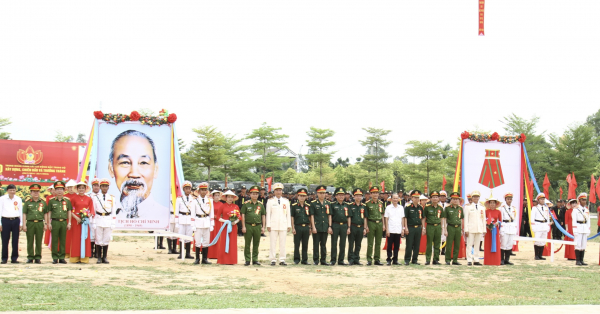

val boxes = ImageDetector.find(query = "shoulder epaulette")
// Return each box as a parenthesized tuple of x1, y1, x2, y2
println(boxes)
(63, 196, 70, 200)
(292, 202, 298, 206)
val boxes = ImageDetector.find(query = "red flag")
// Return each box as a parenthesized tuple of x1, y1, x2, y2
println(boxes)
(543, 173, 550, 199)
(266, 177, 273, 192)
(568, 172, 578, 199)
(369, 181, 372, 189)
(596, 177, 600, 204)
(590, 175, 597, 203)
(442, 175, 447, 191)
(559, 187, 563, 200)
(380, 181, 385, 192)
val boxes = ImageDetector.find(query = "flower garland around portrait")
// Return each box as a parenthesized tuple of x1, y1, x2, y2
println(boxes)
(93, 109, 177, 126)
(460, 131, 526, 143)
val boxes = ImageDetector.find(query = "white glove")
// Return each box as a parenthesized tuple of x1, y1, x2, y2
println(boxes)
(209, 226, 214, 232)
(110, 224, 115, 230)
(192, 226, 197, 232)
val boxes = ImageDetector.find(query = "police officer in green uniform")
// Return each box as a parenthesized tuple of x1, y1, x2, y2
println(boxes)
(365, 187, 385, 265)
(22, 184, 47, 263)
(330, 187, 351, 265)
(348, 188, 368, 265)
(443, 192, 464, 265)
(240, 185, 265, 266)
(310, 185, 332, 265)
(403, 190, 425, 265)
(424, 191, 444, 265)
(291, 188, 311, 265)
(45, 181, 72, 264)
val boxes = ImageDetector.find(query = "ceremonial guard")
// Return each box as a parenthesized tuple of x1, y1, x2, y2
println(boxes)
(347, 188, 368, 265)
(266, 183, 291, 266)
(192, 182, 214, 265)
(442, 192, 463, 265)
(423, 191, 444, 265)
(167, 198, 179, 254)
(240, 185, 265, 266)
(88, 178, 100, 258)
(176, 181, 198, 259)
(0, 184, 23, 264)
(403, 190, 424, 265)
(91, 179, 117, 264)
(499, 192, 517, 265)
(531, 193, 552, 260)
(572, 193, 590, 266)
(329, 187, 350, 265)
(290, 188, 311, 265)
(365, 187, 384, 266)
(464, 190, 485, 266)
(310, 185, 332, 265)
(23, 184, 46, 263)
(46, 181, 72, 264)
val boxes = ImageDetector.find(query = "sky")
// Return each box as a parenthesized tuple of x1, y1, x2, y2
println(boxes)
(1, 1, 599, 162)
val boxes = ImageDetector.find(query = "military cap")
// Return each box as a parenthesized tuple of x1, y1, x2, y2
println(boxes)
(504, 192, 513, 199)
(29, 184, 41, 191)
(335, 187, 346, 194)
(369, 187, 380, 193)
(100, 178, 110, 186)
(248, 185, 260, 193)
(273, 183, 284, 190)
(535, 193, 546, 200)
(54, 180, 66, 189)
(315, 185, 327, 193)
(430, 191, 440, 197)
(197, 182, 209, 189)
(182, 181, 193, 189)
(440, 190, 447, 196)
(260, 187, 265, 191)
(91, 178, 100, 186)
(352, 188, 364, 195)
(471, 190, 481, 197)
(410, 190, 422, 197)
(241, 185, 247, 189)
(297, 188, 308, 196)
(449, 191, 461, 198)
(578, 193, 588, 200)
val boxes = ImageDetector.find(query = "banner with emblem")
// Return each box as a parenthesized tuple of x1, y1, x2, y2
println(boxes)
(458, 133, 524, 237)
(79, 110, 184, 230)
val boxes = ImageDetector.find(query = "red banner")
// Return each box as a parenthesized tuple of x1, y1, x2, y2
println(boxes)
(380, 181, 385, 192)
(479, 0, 485, 36)
(266, 177, 273, 192)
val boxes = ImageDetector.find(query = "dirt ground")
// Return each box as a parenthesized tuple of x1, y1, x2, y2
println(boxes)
(2, 231, 599, 299)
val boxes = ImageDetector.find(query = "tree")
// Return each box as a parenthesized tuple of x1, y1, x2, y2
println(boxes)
(76, 133, 86, 143)
(404, 140, 443, 192)
(0, 117, 11, 139)
(549, 123, 598, 186)
(246, 123, 289, 181)
(54, 131, 74, 143)
(187, 126, 226, 181)
(305, 127, 336, 184)
(330, 157, 350, 168)
(359, 128, 392, 184)
(585, 108, 600, 154)
(221, 134, 256, 182)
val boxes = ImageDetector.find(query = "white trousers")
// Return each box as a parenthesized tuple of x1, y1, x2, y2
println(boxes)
(168, 222, 179, 239)
(178, 224, 193, 243)
(466, 233, 483, 262)
(95, 227, 112, 246)
(534, 231, 547, 246)
(574, 233, 588, 250)
(500, 233, 515, 250)
(194, 228, 210, 247)
(269, 230, 287, 262)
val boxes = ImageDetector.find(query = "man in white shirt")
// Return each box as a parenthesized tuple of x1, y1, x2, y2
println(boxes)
(266, 183, 291, 266)
(384, 193, 405, 265)
(499, 192, 518, 265)
(464, 190, 486, 266)
(88, 178, 100, 258)
(0, 184, 23, 264)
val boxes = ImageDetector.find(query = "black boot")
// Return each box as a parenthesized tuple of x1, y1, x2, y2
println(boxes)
(193, 248, 200, 264)
(157, 237, 166, 249)
(500, 250, 505, 265)
(177, 242, 184, 259)
(91, 242, 95, 258)
(505, 250, 514, 265)
(575, 250, 582, 266)
(96, 245, 103, 264)
(539, 246, 546, 260)
(102, 245, 110, 264)
(581, 250, 588, 266)
(185, 243, 194, 259)
(167, 239, 173, 254)
(534, 246, 540, 260)
(202, 248, 212, 264)
(479, 242, 484, 252)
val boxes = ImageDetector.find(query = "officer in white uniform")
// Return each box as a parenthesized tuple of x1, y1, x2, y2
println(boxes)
(175, 181, 197, 259)
(464, 190, 486, 266)
(91, 178, 118, 264)
(88, 178, 100, 258)
(499, 192, 517, 265)
(266, 183, 292, 266)
(572, 193, 590, 266)
(167, 198, 179, 254)
(192, 182, 214, 265)
(531, 193, 552, 261)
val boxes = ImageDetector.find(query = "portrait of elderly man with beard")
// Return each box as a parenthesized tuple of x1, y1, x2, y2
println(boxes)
(108, 129, 168, 219)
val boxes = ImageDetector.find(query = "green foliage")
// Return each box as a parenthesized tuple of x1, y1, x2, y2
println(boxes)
(549, 123, 598, 186)
(220, 134, 256, 182)
(359, 127, 392, 184)
(76, 133, 86, 143)
(402, 140, 456, 193)
(246, 123, 289, 179)
(0, 117, 12, 139)
(187, 126, 227, 180)
(586, 108, 600, 155)
(54, 131, 74, 142)
(305, 127, 336, 184)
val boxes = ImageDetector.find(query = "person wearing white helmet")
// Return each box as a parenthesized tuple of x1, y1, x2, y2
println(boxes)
(175, 181, 198, 259)
(499, 192, 517, 265)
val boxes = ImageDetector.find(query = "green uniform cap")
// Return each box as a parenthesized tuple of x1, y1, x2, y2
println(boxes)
(411, 190, 422, 197)
(335, 187, 345, 194)
(29, 184, 42, 191)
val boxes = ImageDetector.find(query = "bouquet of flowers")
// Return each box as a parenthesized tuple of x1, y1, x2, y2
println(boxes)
(486, 217, 498, 230)
(79, 208, 91, 224)
(229, 209, 240, 222)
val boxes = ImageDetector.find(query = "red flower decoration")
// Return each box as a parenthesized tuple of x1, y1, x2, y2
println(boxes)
(461, 131, 470, 139)
(518, 133, 526, 143)
(491, 132, 499, 141)
(167, 113, 177, 123)
(94, 111, 104, 119)
(130, 111, 141, 121)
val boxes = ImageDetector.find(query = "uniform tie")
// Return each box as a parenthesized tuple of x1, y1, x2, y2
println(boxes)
(202, 198, 205, 203)
(476, 204, 478, 210)
(186, 196, 189, 202)
(278, 199, 280, 205)
(103, 194, 105, 201)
